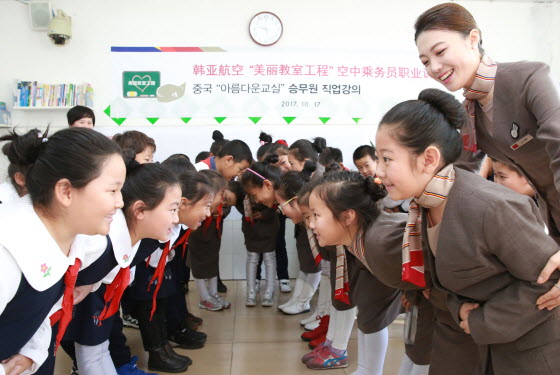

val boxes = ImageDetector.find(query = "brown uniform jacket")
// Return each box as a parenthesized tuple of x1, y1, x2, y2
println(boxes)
(470, 61, 560, 243)
(426, 167, 560, 374)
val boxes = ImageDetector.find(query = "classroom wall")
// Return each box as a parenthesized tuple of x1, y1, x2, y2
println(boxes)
(1, 0, 559, 278)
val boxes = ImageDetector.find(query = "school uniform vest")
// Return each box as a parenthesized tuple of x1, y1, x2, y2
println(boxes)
(0, 276, 64, 360)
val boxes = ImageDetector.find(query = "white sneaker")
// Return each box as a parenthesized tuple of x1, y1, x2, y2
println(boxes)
(300, 311, 320, 326)
(279, 279, 292, 293)
(304, 319, 321, 331)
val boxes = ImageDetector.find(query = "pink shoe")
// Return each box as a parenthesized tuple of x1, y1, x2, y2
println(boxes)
(305, 348, 348, 370)
(301, 343, 329, 364)
(199, 297, 223, 311)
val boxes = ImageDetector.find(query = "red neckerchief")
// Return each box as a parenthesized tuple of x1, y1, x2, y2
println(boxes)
(49, 258, 82, 354)
(216, 204, 223, 238)
(147, 229, 192, 320)
(203, 204, 224, 238)
(96, 267, 131, 325)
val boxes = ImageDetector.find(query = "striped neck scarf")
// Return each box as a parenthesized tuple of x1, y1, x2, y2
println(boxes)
(462, 55, 497, 152)
(243, 195, 254, 224)
(308, 229, 349, 304)
(333, 245, 350, 304)
(402, 164, 455, 287)
(307, 227, 322, 265)
(347, 229, 372, 273)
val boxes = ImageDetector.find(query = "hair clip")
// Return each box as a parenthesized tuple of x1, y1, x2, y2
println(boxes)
(247, 168, 266, 180)
(374, 177, 382, 185)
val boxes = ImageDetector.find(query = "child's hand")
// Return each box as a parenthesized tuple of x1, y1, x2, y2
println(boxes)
(459, 319, 471, 335)
(1, 354, 33, 375)
(536, 250, 560, 310)
(401, 293, 411, 311)
(253, 212, 263, 220)
(73, 284, 94, 305)
(459, 302, 479, 321)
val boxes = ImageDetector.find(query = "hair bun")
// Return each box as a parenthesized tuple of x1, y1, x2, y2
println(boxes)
(312, 137, 327, 153)
(324, 161, 342, 174)
(364, 176, 387, 201)
(418, 88, 466, 130)
(1, 128, 46, 167)
(302, 160, 317, 180)
(212, 130, 225, 142)
(259, 131, 273, 144)
(122, 149, 141, 171)
(263, 153, 279, 165)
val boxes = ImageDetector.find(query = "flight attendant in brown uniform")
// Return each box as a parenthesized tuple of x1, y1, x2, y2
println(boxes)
(413, 3, 560, 305)
(375, 88, 560, 374)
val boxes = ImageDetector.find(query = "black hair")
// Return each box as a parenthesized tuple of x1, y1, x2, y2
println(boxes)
(379, 88, 465, 166)
(256, 132, 274, 161)
(121, 150, 179, 225)
(1, 127, 121, 209)
(178, 171, 214, 205)
(113, 130, 157, 154)
(195, 151, 211, 163)
(227, 180, 246, 208)
(210, 130, 228, 155)
(161, 155, 195, 174)
(353, 145, 377, 162)
(415, 2, 484, 54)
(313, 171, 387, 230)
(275, 160, 317, 200)
(240, 154, 282, 189)
(319, 147, 343, 166)
(217, 139, 253, 163)
(199, 169, 227, 193)
(166, 153, 191, 162)
(67, 105, 95, 127)
(289, 138, 325, 163)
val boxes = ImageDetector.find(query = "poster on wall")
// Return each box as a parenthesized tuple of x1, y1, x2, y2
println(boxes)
(109, 46, 439, 125)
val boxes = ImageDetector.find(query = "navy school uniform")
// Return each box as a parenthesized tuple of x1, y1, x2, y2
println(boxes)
(0, 197, 85, 374)
(63, 209, 140, 346)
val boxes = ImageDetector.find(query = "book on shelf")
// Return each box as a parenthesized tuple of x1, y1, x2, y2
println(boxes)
(13, 81, 94, 108)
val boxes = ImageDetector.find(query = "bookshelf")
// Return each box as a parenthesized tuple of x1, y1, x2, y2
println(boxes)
(13, 80, 93, 109)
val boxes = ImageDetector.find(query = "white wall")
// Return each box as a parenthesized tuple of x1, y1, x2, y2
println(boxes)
(1, 0, 559, 278)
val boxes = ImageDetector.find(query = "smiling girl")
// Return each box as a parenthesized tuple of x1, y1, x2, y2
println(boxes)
(63, 156, 182, 375)
(375, 88, 560, 374)
(308, 171, 403, 375)
(0, 127, 125, 375)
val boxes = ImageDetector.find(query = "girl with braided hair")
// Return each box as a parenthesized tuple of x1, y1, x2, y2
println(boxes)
(308, 170, 403, 373)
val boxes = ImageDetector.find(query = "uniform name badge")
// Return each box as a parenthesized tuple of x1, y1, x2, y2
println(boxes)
(510, 134, 533, 150)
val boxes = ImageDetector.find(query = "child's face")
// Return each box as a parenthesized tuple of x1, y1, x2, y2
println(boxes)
(220, 156, 250, 181)
(274, 155, 291, 173)
(493, 162, 535, 197)
(275, 191, 302, 224)
(70, 153, 125, 236)
(245, 181, 276, 208)
(70, 117, 94, 129)
(309, 192, 347, 247)
(210, 188, 226, 213)
(375, 127, 432, 201)
(179, 193, 214, 230)
(222, 189, 237, 208)
(354, 155, 377, 178)
(288, 152, 306, 172)
(135, 147, 154, 164)
(299, 203, 313, 227)
(136, 185, 182, 242)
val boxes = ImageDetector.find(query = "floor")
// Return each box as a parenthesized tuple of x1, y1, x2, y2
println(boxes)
(55, 280, 406, 375)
